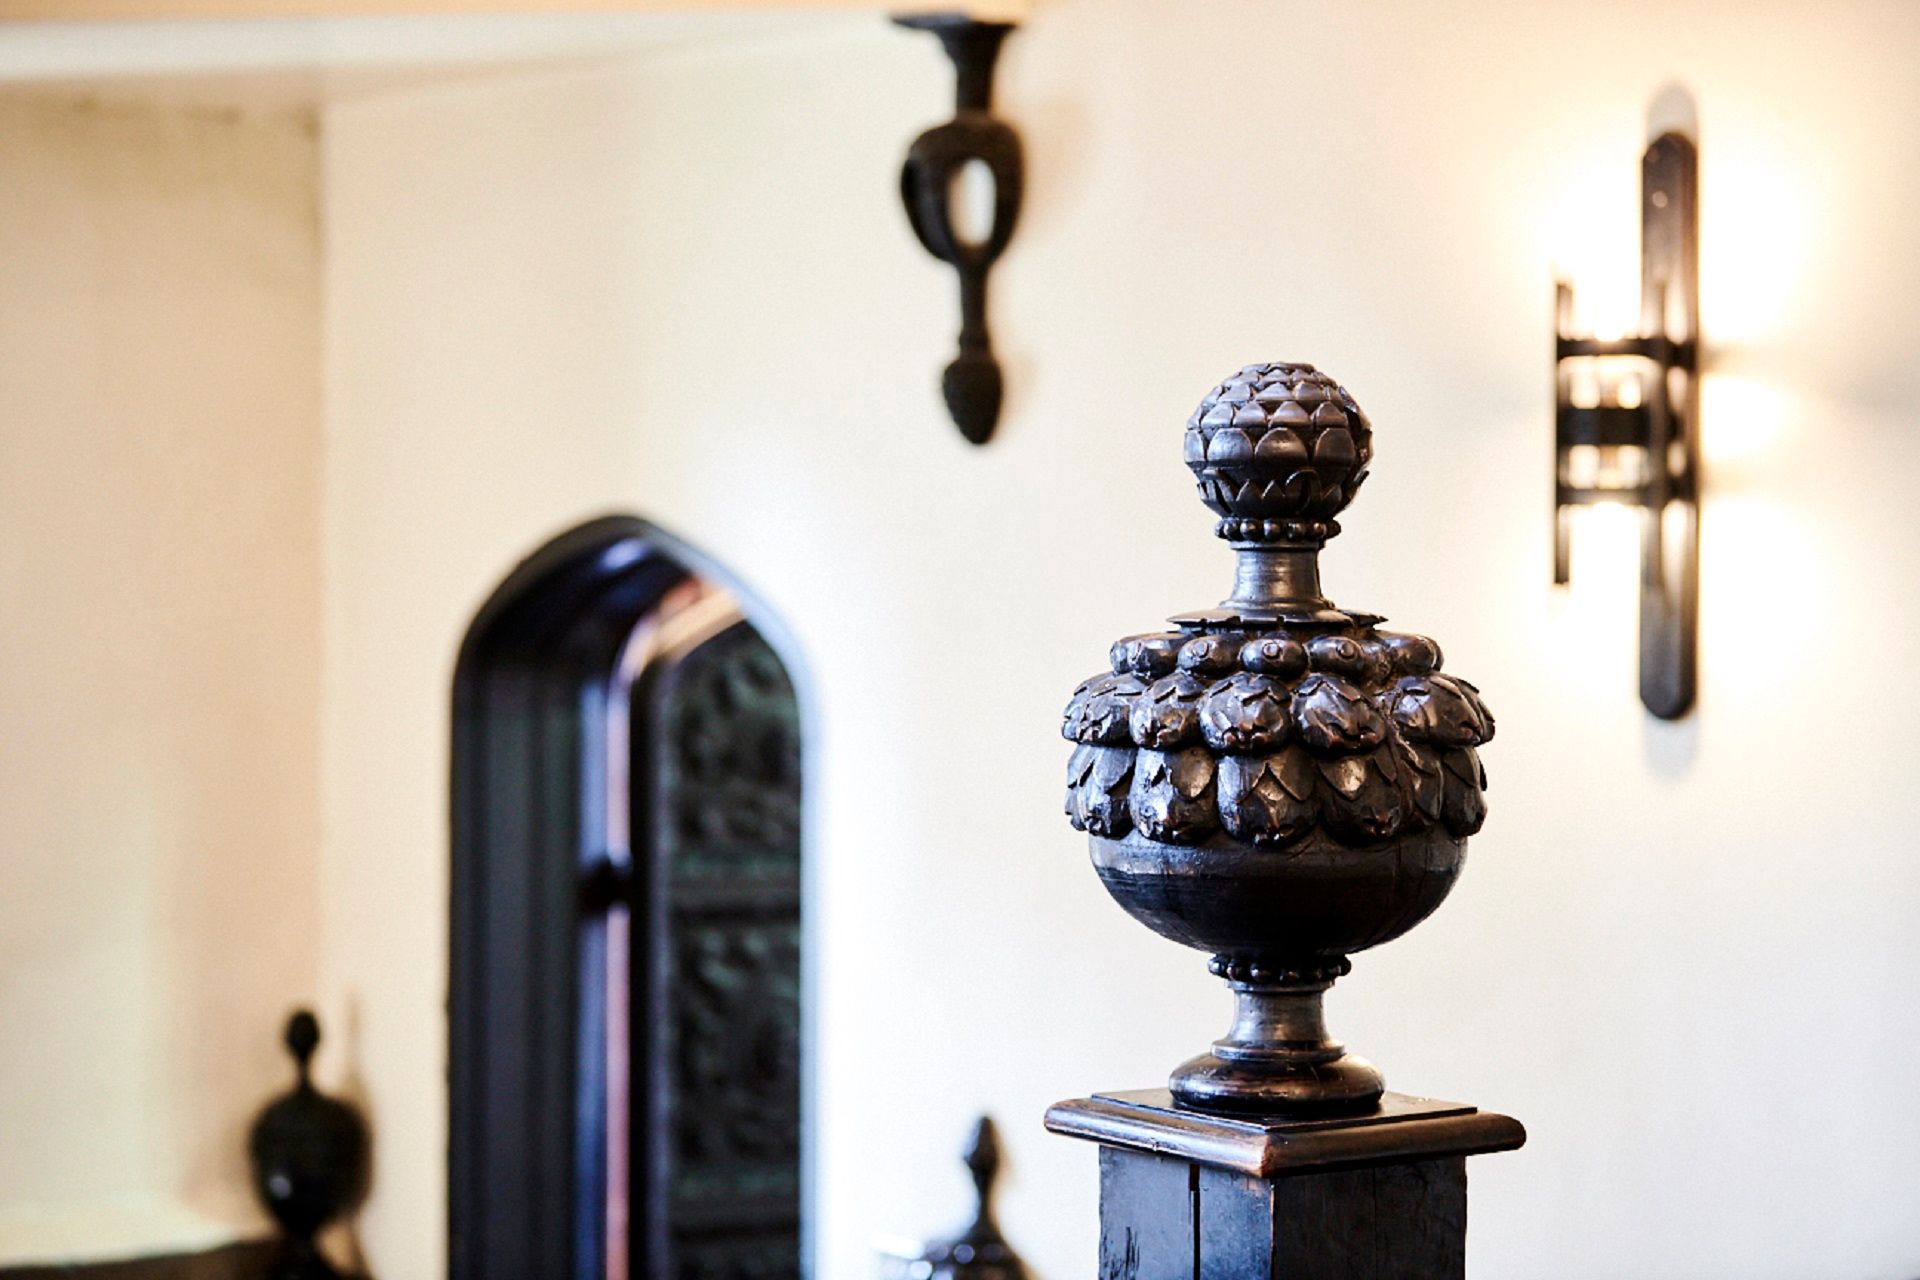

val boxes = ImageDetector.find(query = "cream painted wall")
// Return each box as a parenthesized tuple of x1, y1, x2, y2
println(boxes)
(315, 2, 1920, 1277)
(0, 93, 323, 1261)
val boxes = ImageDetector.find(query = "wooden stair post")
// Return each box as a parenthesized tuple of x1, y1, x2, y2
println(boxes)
(1046, 1091, 1521, 1278)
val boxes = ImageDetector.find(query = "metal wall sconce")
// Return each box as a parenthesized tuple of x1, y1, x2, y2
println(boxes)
(896, 14, 1024, 445)
(1554, 130, 1700, 719)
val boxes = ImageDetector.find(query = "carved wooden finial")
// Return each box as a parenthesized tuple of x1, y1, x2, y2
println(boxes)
(886, 1115, 1029, 1280)
(961, 1115, 1001, 1230)
(249, 1011, 370, 1279)
(1060, 364, 1496, 1115)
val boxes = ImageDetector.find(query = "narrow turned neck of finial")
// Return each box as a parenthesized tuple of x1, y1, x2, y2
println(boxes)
(1226, 980, 1334, 1053)
(284, 1012, 320, 1094)
(1222, 543, 1327, 613)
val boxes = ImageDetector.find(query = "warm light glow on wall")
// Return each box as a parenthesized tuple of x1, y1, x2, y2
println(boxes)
(1545, 160, 1641, 341)
(1699, 142, 1815, 347)
(1701, 493, 1816, 673)
(1564, 503, 1644, 581)
(1548, 126, 1814, 352)
(1547, 503, 1641, 705)
(1698, 374, 1790, 466)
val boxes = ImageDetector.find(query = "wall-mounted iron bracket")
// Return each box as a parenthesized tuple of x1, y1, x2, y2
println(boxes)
(896, 14, 1023, 445)
(1554, 130, 1700, 719)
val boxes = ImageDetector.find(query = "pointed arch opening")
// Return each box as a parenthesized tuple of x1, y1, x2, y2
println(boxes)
(450, 516, 808, 1280)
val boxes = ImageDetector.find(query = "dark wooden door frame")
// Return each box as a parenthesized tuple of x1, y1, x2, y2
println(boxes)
(448, 515, 810, 1280)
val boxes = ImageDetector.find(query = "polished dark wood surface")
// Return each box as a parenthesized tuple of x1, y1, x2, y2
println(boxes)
(1201, 1158, 1467, 1279)
(1046, 1091, 1523, 1180)
(1098, 1151, 1469, 1280)
(0, 1244, 275, 1280)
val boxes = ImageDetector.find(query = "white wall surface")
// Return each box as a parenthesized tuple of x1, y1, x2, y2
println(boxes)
(298, 2, 1917, 1276)
(31, 4, 1920, 1274)
(322, 5, 1920, 1274)
(0, 92, 322, 1261)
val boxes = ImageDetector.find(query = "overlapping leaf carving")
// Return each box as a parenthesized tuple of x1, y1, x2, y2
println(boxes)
(1063, 625, 1492, 848)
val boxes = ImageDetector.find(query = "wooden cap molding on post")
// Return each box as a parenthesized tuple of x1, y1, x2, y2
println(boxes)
(1047, 363, 1523, 1277)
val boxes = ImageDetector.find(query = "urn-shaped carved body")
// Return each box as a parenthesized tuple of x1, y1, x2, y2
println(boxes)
(1062, 363, 1494, 1115)
(250, 1011, 369, 1280)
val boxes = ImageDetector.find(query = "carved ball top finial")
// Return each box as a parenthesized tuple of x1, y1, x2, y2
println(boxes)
(1184, 362, 1373, 545)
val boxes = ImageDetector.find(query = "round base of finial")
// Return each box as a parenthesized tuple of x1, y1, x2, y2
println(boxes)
(1170, 1048, 1385, 1116)
(1168, 955, 1385, 1116)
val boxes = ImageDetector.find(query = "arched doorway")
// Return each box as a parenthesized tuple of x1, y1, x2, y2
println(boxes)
(449, 517, 806, 1280)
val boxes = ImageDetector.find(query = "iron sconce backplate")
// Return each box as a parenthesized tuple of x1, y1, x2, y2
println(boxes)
(1554, 130, 1700, 720)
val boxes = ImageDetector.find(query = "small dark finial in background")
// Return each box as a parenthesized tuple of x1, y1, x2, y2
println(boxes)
(880, 1114, 1029, 1280)
(250, 1010, 371, 1280)
(961, 1115, 1000, 1226)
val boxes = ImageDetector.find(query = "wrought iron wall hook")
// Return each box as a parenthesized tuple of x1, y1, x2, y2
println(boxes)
(896, 14, 1024, 445)
(1554, 130, 1700, 719)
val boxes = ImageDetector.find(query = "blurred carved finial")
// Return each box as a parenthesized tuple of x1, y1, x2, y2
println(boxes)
(962, 1115, 1000, 1218)
(249, 1010, 371, 1280)
(882, 1114, 1029, 1280)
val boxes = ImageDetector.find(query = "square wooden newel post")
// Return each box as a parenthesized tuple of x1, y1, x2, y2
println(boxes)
(1049, 364, 1525, 1277)
(1046, 1091, 1522, 1279)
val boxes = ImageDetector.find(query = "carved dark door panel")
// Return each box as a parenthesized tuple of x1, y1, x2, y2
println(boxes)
(634, 621, 803, 1280)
